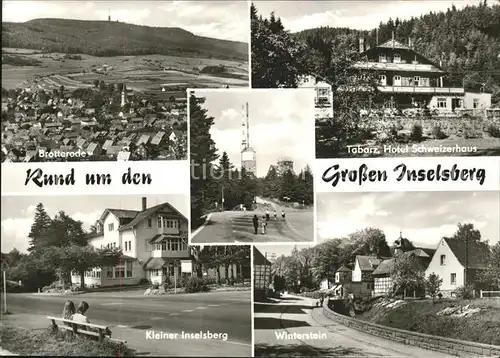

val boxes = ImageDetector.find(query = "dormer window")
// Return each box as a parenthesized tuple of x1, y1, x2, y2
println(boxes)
(379, 53, 387, 63)
(108, 223, 114, 231)
(393, 54, 401, 63)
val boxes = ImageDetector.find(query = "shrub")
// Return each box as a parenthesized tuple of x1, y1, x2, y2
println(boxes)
(432, 125, 448, 139)
(410, 124, 423, 142)
(151, 283, 159, 290)
(184, 277, 210, 293)
(487, 124, 500, 138)
(454, 284, 474, 299)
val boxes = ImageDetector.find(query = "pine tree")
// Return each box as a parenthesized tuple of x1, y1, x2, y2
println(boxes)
(189, 94, 218, 228)
(27, 203, 53, 255)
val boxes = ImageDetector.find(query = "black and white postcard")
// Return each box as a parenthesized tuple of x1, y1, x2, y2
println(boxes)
(0, 195, 252, 356)
(1, 0, 249, 162)
(253, 190, 500, 357)
(189, 89, 315, 244)
(251, 1, 500, 159)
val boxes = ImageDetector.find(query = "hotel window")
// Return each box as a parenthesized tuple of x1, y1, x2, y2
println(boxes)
(414, 76, 420, 86)
(473, 99, 479, 109)
(171, 239, 179, 251)
(128, 241, 132, 251)
(148, 219, 152, 228)
(96, 271, 101, 278)
(317, 88, 329, 97)
(181, 239, 187, 251)
(451, 273, 457, 285)
(379, 53, 387, 62)
(108, 223, 114, 231)
(440, 255, 446, 265)
(125, 261, 133, 278)
(437, 98, 447, 108)
(379, 75, 386, 85)
(161, 241, 167, 250)
(115, 265, 125, 278)
(393, 54, 401, 63)
(125, 241, 128, 251)
(106, 267, 113, 278)
(157, 216, 162, 228)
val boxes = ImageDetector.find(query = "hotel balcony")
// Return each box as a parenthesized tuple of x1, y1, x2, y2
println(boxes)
(378, 86, 464, 94)
(353, 61, 444, 74)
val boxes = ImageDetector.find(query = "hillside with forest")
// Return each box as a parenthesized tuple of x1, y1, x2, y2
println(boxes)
(2, 18, 248, 61)
(294, 0, 500, 104)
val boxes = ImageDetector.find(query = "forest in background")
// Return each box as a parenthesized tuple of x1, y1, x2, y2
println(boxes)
(295, 0, 500, 104)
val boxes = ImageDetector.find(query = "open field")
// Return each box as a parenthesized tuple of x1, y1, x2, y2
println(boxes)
(2, 49, 249, 90)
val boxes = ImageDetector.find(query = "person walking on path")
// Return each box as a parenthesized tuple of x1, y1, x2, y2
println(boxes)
(252, 214, 259, 234)
(265, 208, 270, 221)
(261, 215, 267, 234)
(281, 209, 285, 220)
(273, 210, 277, 220)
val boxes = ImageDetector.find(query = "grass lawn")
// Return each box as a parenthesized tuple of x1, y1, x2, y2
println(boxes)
(358, 298, 500, 346)
(0, 324, 136, 356)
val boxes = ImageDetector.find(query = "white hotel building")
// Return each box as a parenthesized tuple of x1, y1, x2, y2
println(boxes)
(71, 197, 194, 287)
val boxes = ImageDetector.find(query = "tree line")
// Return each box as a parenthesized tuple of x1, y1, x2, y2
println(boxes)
(1, 204, 251, 292)
(1, 203, 122, 292)
(271, 223, 500, 296)
(189, 94, 314, 229)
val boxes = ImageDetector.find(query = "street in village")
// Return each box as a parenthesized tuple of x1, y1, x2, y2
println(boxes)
(192, 197, 313, 244)
(1, 289, 252, 356)
(254, 294, 455, 357)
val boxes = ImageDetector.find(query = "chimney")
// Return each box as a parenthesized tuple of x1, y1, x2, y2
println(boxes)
(359, 38, 365, 53)
(142, 197, 147, 211)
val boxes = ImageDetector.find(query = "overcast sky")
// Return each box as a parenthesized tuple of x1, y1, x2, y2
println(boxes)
(192, 89, 315, 178)
(2, 1, 249, 42)
(1, 195, 189, 253)
(317, 191, 499, 248)
(253, 0, 480, 33)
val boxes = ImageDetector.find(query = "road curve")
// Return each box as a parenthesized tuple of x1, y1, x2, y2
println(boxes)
(254, 294, 454, 357)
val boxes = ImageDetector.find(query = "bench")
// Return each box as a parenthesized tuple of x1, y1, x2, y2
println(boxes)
(47, 316, 126, 345)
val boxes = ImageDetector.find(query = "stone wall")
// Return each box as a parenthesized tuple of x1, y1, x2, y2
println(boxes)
(322, 304, 500, 357)
(360, 116, 500, 140)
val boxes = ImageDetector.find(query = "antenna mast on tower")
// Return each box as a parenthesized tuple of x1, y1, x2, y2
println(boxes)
(246, 102, 250, 148)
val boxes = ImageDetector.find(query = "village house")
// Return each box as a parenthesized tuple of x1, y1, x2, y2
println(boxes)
(351, 255, 381, 297)
(425, 237, 491, 297)
(71, 197, 247, 288)
(71, 197, 191, 287)
(298, 75, 334, 119)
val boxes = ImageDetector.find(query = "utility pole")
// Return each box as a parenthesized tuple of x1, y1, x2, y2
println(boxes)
(263, 252, 268, 297)
(3, 271, 7, 314)
(465, 231, 469, 287)
(221, 185, 225, 212)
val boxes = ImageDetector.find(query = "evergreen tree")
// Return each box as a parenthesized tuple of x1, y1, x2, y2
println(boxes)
(190, 94, 218, 228)
(27, 203, 53, 255)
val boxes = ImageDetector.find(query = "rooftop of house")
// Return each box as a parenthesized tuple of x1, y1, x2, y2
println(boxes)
(336, 265, 352, 273)
(253, 247, 271, 266)
(444, 237, 491, 270)
(356, 255, 382, 271)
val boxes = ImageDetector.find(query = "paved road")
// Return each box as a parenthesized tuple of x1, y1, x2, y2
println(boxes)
(192, 198, 313, 244)
(254, 294, 454, 357)
(1, 290, 251, 356)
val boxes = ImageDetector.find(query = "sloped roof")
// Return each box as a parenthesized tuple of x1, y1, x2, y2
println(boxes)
(119, 202, 187, 232)
(356, 255, 382, 271)
(372, 258, 395, 276)
(336, 265, 352, 273)
(445, 238, 491, 269)
(99, 209, 138, 223)
(144, 258, 166, 270)
(149, 233, 185, 244)
(253, 247, 271, 266)
(376, 39, 410, 50)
